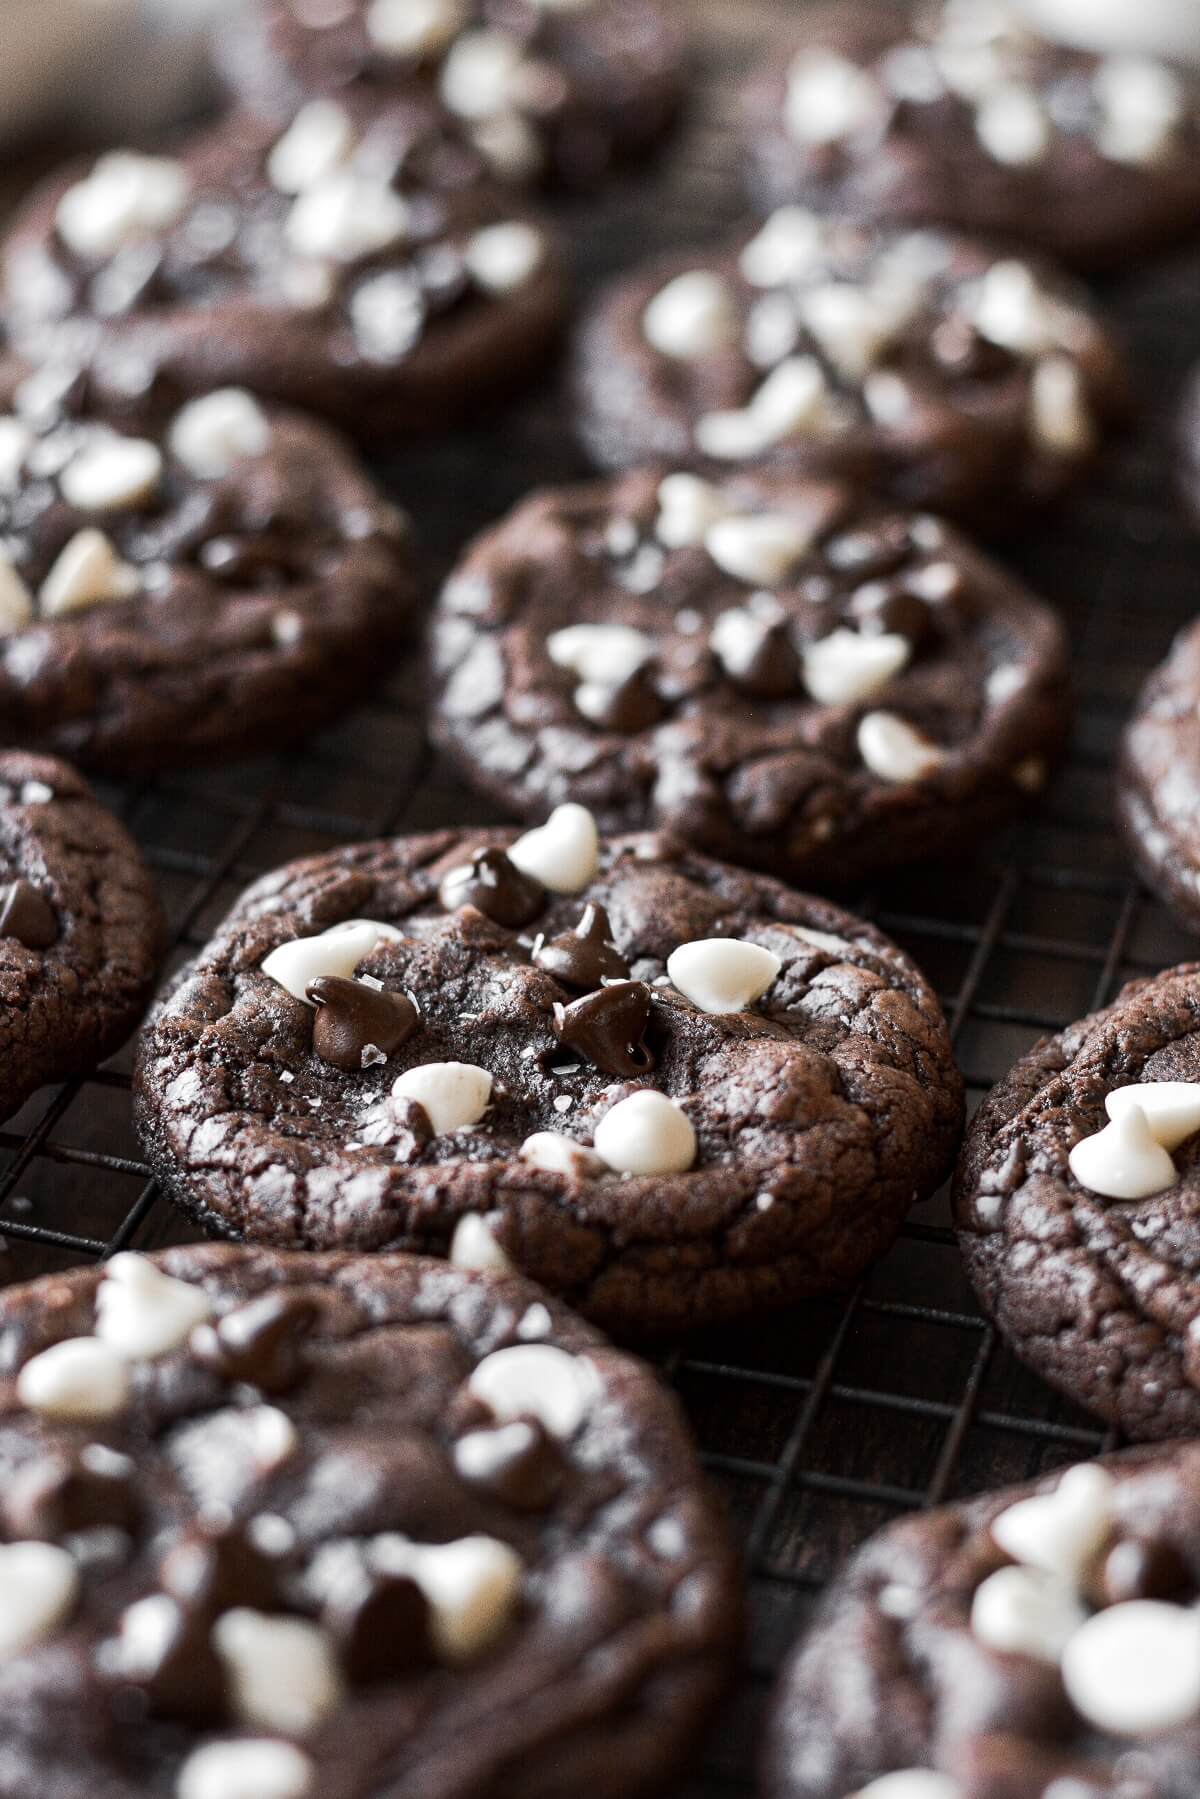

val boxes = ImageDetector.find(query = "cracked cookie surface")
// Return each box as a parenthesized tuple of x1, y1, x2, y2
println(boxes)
(133, 821, 963, 1334)
(1118, 618, 1200, 933)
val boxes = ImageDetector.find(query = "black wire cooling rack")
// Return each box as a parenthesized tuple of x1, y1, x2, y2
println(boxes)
(3, 5, 1200, 1793)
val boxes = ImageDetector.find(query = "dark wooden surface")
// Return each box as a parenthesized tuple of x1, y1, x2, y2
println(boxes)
(3, 4, 1200, 1792)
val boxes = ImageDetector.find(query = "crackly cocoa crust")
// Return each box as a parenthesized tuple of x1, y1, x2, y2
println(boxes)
(0, 751, 164, 1119)
(763, 1443, 1200, 1799)
(1, 105, 567, 445)
(133, 828, 963, 1335)
(1117, 618, 1200, 934)
(741, 2, 1200, 272)
(954, 964, 1200, 1441)
(430, 470, 1071, 887)
(216, 0, 687, 191)
(0, 1243, 741, 1798)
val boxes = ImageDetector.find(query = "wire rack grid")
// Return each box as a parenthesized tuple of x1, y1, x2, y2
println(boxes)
(2, 5, 1200, 1794)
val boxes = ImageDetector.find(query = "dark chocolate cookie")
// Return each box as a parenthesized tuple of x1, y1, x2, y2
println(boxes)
(216, 0, 686, 191)
(0, 372, 416, 772)
(764, 1444, 1200, 1799)
(574, 213, 1128, 524)
(954, 962, 1200, 1441)
(133, 814, 963, 1334)
(0, 1241, 740, 1797)
(0, 751, 163, 1119)
(1, 102, 567, 443)
(431, 468, 1070, 886)
(741, 0, 1200, 272)
(1118, 618, 1200, 932)
(1177, 364, 1200, 530)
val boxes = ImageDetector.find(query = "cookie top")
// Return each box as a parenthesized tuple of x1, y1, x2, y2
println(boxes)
(431, 469, 1070, 886)
(1118, 618, 1200, 933)
(764, 1444, 1200, 1799)
(0, 1242, 740, 1799)
(0, 373, 415, 772)
(217, 0, 686, 190)
(955, 962, 1200, 1442)
(0, 750, 164, 1119)
(1, 102, 566, 442)
(133, 816, 963, 1334)
(740, 0, 1200, 270)
(574, 212, 1128, 522)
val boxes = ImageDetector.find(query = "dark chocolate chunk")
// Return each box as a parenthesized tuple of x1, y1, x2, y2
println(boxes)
(552, 980, 654, 1077)
(439, 848, 546, 929)
(308, 975, 419, 1072)
(533, 902, 628, 991)
(1086, 1536, 1191, 1609)
(108, 1595, 228, 1726)
(324, 1572, 435, 1684)
(713, 616, 802, 698)
(575, 667, 666, 732)
(0, 878, 59, 949)
(160, 1522, 284, 1617)
(7, 1444, 137, 1541)
(457, 1419, 565, 1512)
(192, 1290, 317, 1393)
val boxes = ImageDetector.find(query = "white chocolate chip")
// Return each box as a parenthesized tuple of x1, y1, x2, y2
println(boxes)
(261, 921, 388, 1004)
(1029, 355, 1094, 456)
(470, 111, 544, 182)
(705, 513, 814, 584)
(469, 1343, 600, 1438)
(366, 0, 466, 57)
(59, 436, 163, 513)
(0, 1542, 80, 1658)
(739, 208, 825, 287)
(547, 624, 653, 686)
(1106, 1082, 1200, 1152)
(799, 282, 916, 380)
(804, 628, 911, 706)
(857, 712, 945, 783)
(1062, 1601, 1200, 1733)
(170, 391, 272, 479)
(463, 221, 544, 295)
(784, 48, 883, 146)
(790, 925, 855, 957)
(969, 261, 1068, 358)
(0, 551, 33, 634)
(449, 1214, 512, 1273)
(1093, 56, 1184, 166)
(863, 370, 913, 426)
(440, 29, 526, 119)
(373, 1533, 523, 1662)
(593, 1090, 697, 1175)
(268, 101, 355, 195)
(285, 175, 410, 263)
(974, 83, 1050, 164)
(177, 1740, 315, 1799)
(39, 529, 140, 615)
(56, 152, 191, 260)
(455, 1420, 538, 1482)
(519, 1132, 605, 1177)
(392, 1063, 493, 1135)
(213, 1611, 343, 1737)
(17, 1337, 131, 1421)
(655, 473, 732, 548)
(1068, 1104, 1178, 1200)
(696, 356, 831, 460)
(509, 804, 599, 894)
(991, 1464, 1115, 1581)
(643, 271, 738, 359)
(666, 939, 782, 1014)
(95, 1254, 213, 1360)
(850, 1777, 961, 1799)
(971, 1564, 1087, 1661)
(746, 291, 802, 367)
(0, 417, 32, 492)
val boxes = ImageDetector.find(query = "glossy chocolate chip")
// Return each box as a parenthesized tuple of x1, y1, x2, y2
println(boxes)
(113, 1595, 227, 1725)
(308, 976, 419, 1073)
(553, 981, 654, 1077)
(161, 1522, 284, 1617)
(0, 879, 59, 949)
(534, 903, 628, 991)
(459, 1419, 565, 1512)
(715, 618, 802, 699)
(576, 667, 666, 733)
(439, 848, 546, 929)
(848, 584, 933, 648)
(192, 1290, 317, 1394)
(325, 1572, 434, 1684)
(7, 1445, 137, 1542)
(1087, 1536, 1191, 1609)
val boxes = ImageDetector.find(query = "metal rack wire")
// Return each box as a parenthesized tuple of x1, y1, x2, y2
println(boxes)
(2, 5, 1200, 1793)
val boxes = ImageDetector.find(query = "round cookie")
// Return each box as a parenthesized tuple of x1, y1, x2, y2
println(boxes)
(0, 1242, 741, 1798)
(0, 374, 416, 772)
(431, 469, 1071, 886)
(0, 101, 566, 443)
(133, 812, 964, 1334)
(740, 0, 1200, 272)
(216, 0, 686, 191)
(0, 751, 164, 1120)
(1118, 618, 1200, 932)
(574, 212, 1129, 524)
(764, 1444, 1200, 1799)
(955, 962, 1200, 1441)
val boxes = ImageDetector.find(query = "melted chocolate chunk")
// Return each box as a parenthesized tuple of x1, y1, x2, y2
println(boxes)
(192, 1290, 316, 1393)
(160, 1522, 284, 1617)
(439, 848, 546, 929)
(111, 1595, 227, 1726)
(715, 617, 802, 698)
(458, 1419, 565, 1512)
(325, 1572, 435, 1684)
(533, 903, 629, 991)
(553, 981, 654, 1077)
(308, 976, 419, 1073)
(7, 1445, 136, 1541)
(0, 878, 59, 949)
(847, 584, 933, 647)
(577, 667, 666, 733)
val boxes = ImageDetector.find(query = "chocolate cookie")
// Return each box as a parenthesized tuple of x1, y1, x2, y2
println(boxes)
(954, 963, 1200, 1441)
(133, 812, 963, 1334)
(216, 0, 686, 191)
(0, 751, 163, 1120)
(1117, 619, 1200, 932)
(431, 469, 1070, 886)
(0, 1241, 740, 1797)
(1, 101, 566, 443)
(741, 0, 1200, 272)
(574, 212, 1128, 524)
(1177, 364, 1200, 529)
(0, 372, 417, 772)
(764, 1444, 1200, 1799)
